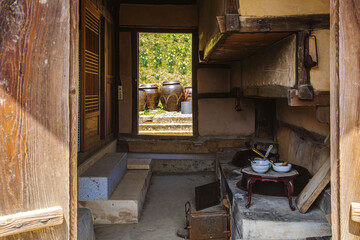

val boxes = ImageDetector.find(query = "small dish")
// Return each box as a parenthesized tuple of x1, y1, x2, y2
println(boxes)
(272, 163, 292, 173)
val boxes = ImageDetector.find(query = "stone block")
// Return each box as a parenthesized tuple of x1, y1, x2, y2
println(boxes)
(79, 153, 127, 200)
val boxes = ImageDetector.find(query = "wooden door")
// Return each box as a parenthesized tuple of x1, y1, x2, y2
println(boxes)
(0, 0, 78, 239)
(81, 0, 101, 151)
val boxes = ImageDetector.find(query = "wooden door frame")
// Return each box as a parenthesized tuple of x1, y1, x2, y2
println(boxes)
(126, 28, 199, 139)
(70, 0, 79, 239)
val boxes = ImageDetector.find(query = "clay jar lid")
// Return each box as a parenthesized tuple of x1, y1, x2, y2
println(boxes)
(184, 86, 192, 89)
(162, 80, 181, 86)
(139, 84, 158, 89)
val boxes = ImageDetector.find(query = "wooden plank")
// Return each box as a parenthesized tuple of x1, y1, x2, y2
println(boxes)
(330, 0, 360, 238)
(288, 90, 330, 106)
(351, 203, 360, 223)
(0, 1, 72, 239)
(296, 159, 330, 213)
(0, 207, 63, 238)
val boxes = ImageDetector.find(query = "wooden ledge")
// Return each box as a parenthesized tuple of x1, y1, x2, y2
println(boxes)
(288, 89, 330, 106)
(0, 206, 63, 238)
(351, 203, 360, 223)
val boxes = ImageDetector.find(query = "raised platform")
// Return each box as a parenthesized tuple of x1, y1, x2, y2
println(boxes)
(79, 153, 127, 200)
(217, 152, 332, 240)
(79, 169, 152, 224)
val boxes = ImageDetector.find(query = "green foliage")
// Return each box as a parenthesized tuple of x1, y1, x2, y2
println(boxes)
(139, 33, 192, 87)
(143, 107, 167, 115)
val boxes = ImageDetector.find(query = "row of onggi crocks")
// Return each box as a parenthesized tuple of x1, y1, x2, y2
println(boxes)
(139, 80, 192, 112)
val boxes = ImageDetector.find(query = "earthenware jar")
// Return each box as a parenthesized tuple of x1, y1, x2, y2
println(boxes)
(184, 86, 192, 101)
(138, 89, 147, 111)
(160, 80, 184, 111)
(139, 84, 159, 110)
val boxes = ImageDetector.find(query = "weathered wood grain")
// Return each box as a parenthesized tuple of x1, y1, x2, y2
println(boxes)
(0, 206, 63, 238)
(69, 0, 79, 239)
(0, 1, 74, 239)
(330, 0, 340, 238)
(330, 0, 360, 238)
(295, 159, 330, 213)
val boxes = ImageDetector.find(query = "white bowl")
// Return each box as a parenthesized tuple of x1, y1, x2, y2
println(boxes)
(251, 162, 270, 173)
(252, 158, 271, 166)
(272, 163, 292, 173)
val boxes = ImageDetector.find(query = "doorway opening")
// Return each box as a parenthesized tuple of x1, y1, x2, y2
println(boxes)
(137, 32, 193, 136)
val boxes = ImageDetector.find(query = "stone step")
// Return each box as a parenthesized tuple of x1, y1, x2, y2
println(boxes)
(139, 130, 193, 136)
(127, 158, 152, 170)
(139, 122, 192, 131)
(79, 169, 152, 224)
(79, 152, 127, 201)
(139, 114, 192, 124)
(128, 153, 216, 173)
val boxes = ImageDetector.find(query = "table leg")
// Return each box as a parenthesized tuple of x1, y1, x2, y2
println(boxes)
(286, 180, 296, 211)
(246, 178, 254, 208)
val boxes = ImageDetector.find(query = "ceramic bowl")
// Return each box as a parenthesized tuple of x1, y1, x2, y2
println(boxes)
(272, 163, 292, 173)
(252, 158, 271, 167)
(251, 161, 271, 173)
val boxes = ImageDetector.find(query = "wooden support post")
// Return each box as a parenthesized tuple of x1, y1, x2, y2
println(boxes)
(330, 0, 360, 239)
(296, 31, 314, 100)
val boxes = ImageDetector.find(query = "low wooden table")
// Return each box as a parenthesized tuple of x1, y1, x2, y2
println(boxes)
(241, 166, 299, 210)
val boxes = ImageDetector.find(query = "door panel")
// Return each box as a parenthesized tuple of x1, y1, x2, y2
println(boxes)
(81, 1, 101, 151)
(0, 0, 78, 239)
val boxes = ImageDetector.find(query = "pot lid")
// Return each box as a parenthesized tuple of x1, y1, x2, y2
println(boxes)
(184, 86, 192, 89)
(139, 84, 158, 89)
(162, 80, 181, 86)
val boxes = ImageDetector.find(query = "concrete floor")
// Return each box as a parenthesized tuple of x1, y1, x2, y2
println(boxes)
(94, 172, 216, 240)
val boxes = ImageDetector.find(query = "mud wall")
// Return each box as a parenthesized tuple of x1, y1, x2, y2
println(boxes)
(238, 0, 329, 16)
(276, 99, 329, 175)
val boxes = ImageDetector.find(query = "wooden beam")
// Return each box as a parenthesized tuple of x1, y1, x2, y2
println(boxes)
(226, 14, 240, 32)
(243, 86, 288, 98)
(238, 15, 330, 32)
(198, 93, 232, 99)
(0, 207, 63, 238)
(296, 31, 314, 100)
(351, 203, 360, 223)
(225, 0, 239, 14)
(288, 90, 329, 106)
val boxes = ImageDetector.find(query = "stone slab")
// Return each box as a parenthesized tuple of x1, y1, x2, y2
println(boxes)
(77, 208, 95, 240)
(217, 152, 332, 240)
(128, 153, 216, 172)
(79, 169, 152, 224)
(127, 158, 152, 170)
(79, 152, 127, 200)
